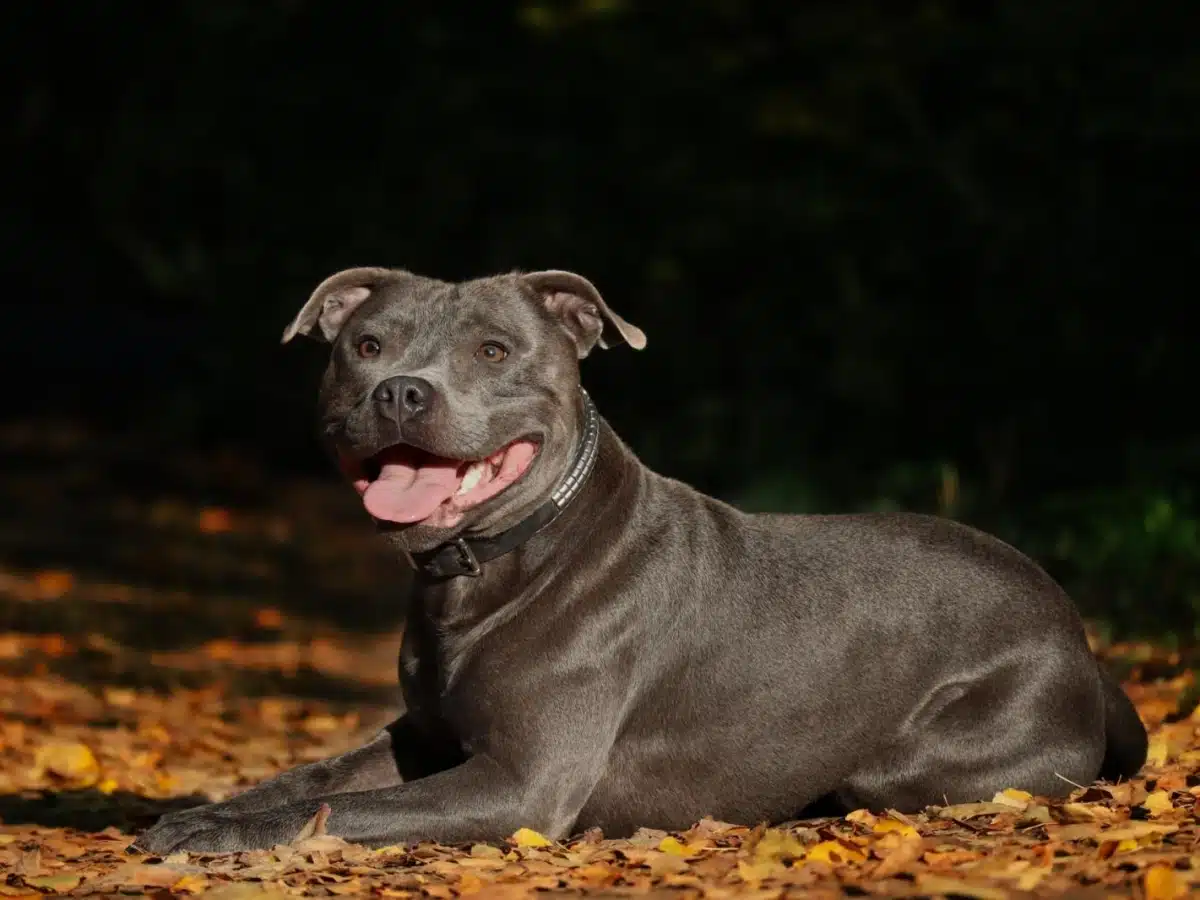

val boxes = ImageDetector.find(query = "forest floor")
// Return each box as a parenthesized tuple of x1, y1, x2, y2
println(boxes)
(1, 420, 1198, 899)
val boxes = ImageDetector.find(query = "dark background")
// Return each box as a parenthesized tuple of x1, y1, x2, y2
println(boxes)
(4, 0, 1198, 640)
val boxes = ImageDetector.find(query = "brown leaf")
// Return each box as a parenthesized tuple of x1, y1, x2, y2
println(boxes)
(292, 802, 331, 841)
(22, 873, 82, 894)
(935, 801, 1014, 820)
(15, 846, 41, 877)
(917, 874, 1010, 900)
(871, 832, 925, 878)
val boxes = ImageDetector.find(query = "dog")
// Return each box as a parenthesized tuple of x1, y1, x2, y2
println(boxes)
(134, 267, 1146, 853)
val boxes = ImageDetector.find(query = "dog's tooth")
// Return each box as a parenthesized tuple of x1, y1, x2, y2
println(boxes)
(457, 462, 486, 495)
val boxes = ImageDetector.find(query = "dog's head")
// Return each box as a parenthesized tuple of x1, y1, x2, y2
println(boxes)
(282, 268, 645, 552)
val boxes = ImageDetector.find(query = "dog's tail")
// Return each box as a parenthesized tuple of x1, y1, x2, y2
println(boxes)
(1096, 660, 1148, 782)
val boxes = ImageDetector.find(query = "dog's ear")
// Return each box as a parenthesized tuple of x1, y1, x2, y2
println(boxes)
(521, 270, 647, 358)
(281, 267, 397, 344)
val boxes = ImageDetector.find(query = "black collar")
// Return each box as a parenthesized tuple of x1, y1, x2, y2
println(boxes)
(407, 388, 600, 581)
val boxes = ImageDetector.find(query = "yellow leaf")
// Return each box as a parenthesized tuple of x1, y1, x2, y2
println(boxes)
(33, 742, 100, 788)
(456, 872, 484, 895)
(510, 827, 553, 848)
(1144, 864, 1183, 900)
(171, 875, 209, 894)
(736, 858, 778, 885)
(872, 818, 920, 840)
(24, 873, 82, 893)
(753, 828, 807, 862)
(469, 843, 504, 859)
(1145, 725, 1190, 767)
(97, 778, 119, 795)
(805, 839, 866, 865)
(1100, 822, 1177, 842)
(1146, 734, 1169, 766)
(1143, 790, 1174, 816)
(1115, 839, 1139, 852)
(1016, 867, 1048, 891)
(991, 788, 1032, 809)
(658, 836, 690, 856)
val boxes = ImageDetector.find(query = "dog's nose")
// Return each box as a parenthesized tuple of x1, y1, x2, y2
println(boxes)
(373, 375, 434, 421)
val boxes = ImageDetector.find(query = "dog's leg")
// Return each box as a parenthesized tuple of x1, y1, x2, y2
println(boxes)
(136, 715, 459, 849)
(132, 750, 596, 853)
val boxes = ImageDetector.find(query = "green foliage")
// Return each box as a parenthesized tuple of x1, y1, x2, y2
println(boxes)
(1026, 489, 1200, 639)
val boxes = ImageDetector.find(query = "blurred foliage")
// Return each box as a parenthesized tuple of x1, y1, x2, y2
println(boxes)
(5, 0, 1198, 634)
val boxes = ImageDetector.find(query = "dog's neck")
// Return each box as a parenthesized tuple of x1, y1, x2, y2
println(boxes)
(406, 387, 601, 581)
(406, 416, 641, 634)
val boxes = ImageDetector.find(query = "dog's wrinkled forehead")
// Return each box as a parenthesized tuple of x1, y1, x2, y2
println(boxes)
(281, 267, 646, 360)
(350, 275, 544, 350)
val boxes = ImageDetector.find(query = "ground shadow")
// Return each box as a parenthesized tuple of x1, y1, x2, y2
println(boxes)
(0, 788, 206, 835)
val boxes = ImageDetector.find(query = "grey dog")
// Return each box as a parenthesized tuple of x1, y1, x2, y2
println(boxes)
(135, 267, 1146, 853)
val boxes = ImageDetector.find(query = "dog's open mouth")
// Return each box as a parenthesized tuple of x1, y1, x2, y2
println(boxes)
(344, 439, 540, 529)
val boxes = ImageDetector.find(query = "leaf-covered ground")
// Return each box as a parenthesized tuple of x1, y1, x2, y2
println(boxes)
(2, 421, 1199, 898)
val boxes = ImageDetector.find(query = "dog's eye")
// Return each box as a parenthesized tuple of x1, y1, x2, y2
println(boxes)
(356, 337, 382, 358)
(476, 341, 508, 362)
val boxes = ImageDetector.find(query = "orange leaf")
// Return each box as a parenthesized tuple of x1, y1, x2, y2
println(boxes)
(255, 607, 284, 628)
(197, 507, 234, 534)
(33, 570, 74, 600)
(805, 839, 866, 865)
(1144, 864, 1183, 900)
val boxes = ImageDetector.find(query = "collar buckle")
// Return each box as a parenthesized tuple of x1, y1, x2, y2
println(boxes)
(452, 537, 482, 577)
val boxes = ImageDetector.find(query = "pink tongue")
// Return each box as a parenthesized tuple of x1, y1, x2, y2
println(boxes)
(362, 451, 463, 524)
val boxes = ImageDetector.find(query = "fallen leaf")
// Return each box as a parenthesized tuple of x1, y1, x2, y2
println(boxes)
(752, 827, 807, 862)
(872, 818, 920, 840)
(1144, 863, 1184, 899)
(991, 787, 1032, 809)
(736, 858, 779, 885)
(254, 607, 284, 628)
(1143, 789, 1174, 816)
(510, 827, 553, 848)
(455, 872, 485, 895)
(470, 842, 504, 859)
(1099, 821, 1178, 842)
(15, 846, 41, 876)
(872, 833, 925, 878)
(22, 874, 81, 894)
(197, 507, 234, 534)
(171, 874, 210, 894)
(935, 801, 1014, 820)
(293, 802, 331, 841)
(918, 874, 1009, 900)
(1016, 866, 1048, 891)
(658, 835, 702, 856)
(805, 839, 866, 865)
(32, 741, 100, 787)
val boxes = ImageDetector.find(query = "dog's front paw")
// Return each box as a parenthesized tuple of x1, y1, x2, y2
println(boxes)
(132, 801, 323, 855)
